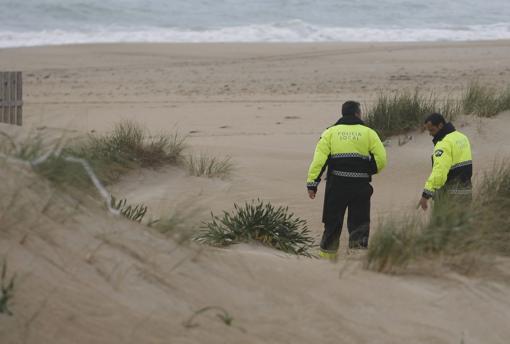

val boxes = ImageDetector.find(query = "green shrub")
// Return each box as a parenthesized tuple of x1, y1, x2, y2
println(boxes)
(195, 200, 315, 256)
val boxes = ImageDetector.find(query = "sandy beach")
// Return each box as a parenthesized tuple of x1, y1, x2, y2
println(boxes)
(1, 41, 510, 343)
(2, 41, 510, 222)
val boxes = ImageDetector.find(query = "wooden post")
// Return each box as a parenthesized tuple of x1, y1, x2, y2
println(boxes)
(0, 71, 23, 126)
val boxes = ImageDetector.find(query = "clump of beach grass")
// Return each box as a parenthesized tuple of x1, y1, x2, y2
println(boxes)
(364, 89, 459, 139)
(366, 162, 510, 274)
(195, 199, 315, 256)
(110, 196, 148, 223)
(82, 121, 186, 168)
(366, 206, 477, 274)
(69, 121, 186, 173)
(474, 162, 510, 254)
(186, 153, 234, 179)
(462, 81, 510, 117)
(365, 215, 424, 273)
(31, 121, 186, 187)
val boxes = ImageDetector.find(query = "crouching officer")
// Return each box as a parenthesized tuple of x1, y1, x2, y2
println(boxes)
(419, 113, 473, 211)
(306, 101, 387, 259)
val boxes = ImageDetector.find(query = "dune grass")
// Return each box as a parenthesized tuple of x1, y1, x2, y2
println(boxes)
(461, 81, 510, 117)
(474, 162, 510, 254)
(364, 83, 510, 140)
(110, 196, 148, 223)
(81, 121, 186, 168)
(364, 216, 423, 272)
(195, 199, 315, 257)
(364, 89, 460, 139)
(44, 121, 186, 185)
(366, 162, 510, 274)
(2, 121, 236, 189)
(1, 121, 187, 189)
(185, 153, 234, 179)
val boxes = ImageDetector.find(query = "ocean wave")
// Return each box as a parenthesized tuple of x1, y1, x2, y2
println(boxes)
(1, 21, 510, 47)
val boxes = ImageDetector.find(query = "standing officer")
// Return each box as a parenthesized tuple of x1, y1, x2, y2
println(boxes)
(419, 113, 473, 210)
(306, 101, 387, 259)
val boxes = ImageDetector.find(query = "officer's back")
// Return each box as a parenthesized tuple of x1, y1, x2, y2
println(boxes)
(306, 101, 387, 256)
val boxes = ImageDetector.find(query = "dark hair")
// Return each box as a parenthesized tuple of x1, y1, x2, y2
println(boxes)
(424, 112, 446, 126)
(342, 101, 361, 117)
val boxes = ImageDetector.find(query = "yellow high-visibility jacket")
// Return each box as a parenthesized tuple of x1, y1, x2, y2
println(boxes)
(307, 116, 387, 190)
(423, 124, 472, 198)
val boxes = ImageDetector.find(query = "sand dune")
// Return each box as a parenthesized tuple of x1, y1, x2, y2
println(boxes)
(0, 42, 510, 343)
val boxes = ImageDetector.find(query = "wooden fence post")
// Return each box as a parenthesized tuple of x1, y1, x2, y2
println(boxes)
(0, 71, 23, 126)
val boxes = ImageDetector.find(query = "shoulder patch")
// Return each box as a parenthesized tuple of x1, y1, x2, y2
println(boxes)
(434, 149, 444, 157)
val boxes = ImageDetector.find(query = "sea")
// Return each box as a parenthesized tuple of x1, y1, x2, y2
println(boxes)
(1, 0, 509, 47)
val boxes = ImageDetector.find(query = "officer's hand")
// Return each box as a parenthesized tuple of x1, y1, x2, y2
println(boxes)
(418, 197, 428, 211)
(308, 190, 316, 199)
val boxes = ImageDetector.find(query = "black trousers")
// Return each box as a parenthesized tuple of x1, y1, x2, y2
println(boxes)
(320, 179, 373, 252)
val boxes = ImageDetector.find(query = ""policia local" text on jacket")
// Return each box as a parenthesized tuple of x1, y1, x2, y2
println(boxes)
(307, 116, 387, 191)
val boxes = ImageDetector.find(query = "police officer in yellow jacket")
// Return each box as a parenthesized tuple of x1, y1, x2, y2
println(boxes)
(419, 113, 473, 211)
(307, 101, 387, 259)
